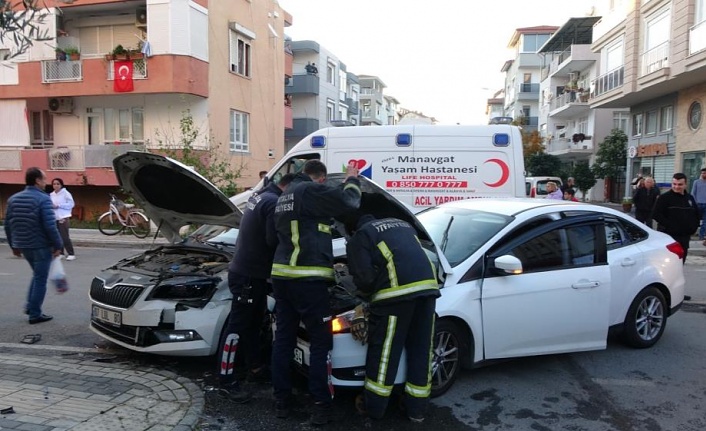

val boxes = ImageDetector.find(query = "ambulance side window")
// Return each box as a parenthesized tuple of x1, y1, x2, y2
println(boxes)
(271, 154, 321, 185)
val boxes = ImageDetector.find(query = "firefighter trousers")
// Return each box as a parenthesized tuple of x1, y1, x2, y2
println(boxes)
(364, 296, 436, 420)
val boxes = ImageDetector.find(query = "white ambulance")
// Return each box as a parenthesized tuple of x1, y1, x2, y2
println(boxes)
(254, 124, 525, 208)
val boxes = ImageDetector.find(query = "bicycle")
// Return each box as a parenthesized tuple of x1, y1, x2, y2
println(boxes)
(97, 194, 151, 238)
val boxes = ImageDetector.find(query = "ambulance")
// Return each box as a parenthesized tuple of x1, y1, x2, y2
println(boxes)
(252, 124, 525, 208)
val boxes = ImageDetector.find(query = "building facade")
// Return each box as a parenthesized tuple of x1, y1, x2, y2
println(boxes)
(0, 0, 291, 218)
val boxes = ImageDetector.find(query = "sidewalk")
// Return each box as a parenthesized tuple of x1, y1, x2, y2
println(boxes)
(0, 346, 203, 431)
(0, 228, 169, 249)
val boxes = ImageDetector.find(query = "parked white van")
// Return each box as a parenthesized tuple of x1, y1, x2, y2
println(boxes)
(525, 176, 563, 198)
(251, 125, 526, 208)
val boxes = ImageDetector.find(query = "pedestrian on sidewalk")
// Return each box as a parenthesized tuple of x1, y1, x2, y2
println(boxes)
(50, 178, 76, 260)
(633, 176, 660, 227)
(546, 182, 563, 200)
(691, 167, 706, 245)
(4, 167, 63, 324)
(217, 173, 295, 403)
(652, 172, 701, 263)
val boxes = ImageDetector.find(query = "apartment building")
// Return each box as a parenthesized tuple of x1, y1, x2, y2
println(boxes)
(590, 0, 706, 197)
(501, 26, 559, 132)
(486, 89, 506, 123)
(284, 40, 360, 151)
(538, 16, 630, 201)
(0, 0, 291, 218)
(358, 75, 388, 126)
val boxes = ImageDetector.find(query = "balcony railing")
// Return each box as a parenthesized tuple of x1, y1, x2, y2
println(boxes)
(551, 91, 590, 111)
(519, 83, 539, 93)
(107, 59, 148, 80)
(591, 66, 624, 98)
(641, 42, 669, 76)
(42, 60, 83, 83)
(690, 19, 706, 55)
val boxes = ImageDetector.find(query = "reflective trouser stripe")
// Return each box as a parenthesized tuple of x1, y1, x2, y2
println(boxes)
(364, 314, 397, 398)
(372, 280, 438, 302)
(289, 220, 300, 266)
(271, 264, 334, 279)
(220, 333, 239, 376)
(405, 381, 431, 398)
(318, 223, 331, 234)
(376, 241, 398, 289)
(365, 377, 393, 397)
(426, 314, 436, 384)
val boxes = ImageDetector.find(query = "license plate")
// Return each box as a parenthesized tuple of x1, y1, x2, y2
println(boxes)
(92, 305, 122, 326)
(293, 347, 304, 365)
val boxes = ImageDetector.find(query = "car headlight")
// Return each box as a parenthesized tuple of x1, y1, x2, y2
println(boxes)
(149, 277, 219, 301)
(331, 309, 356, 334)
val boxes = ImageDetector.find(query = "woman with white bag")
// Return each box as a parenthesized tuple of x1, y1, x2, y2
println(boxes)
(50, 178, 76, 260)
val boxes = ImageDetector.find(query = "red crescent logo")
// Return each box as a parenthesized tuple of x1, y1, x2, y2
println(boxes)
(483, 158, 510, 187)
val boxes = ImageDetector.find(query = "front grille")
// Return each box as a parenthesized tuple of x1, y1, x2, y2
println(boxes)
(91, 320, 140, 345)
(89, 277, 145, 308)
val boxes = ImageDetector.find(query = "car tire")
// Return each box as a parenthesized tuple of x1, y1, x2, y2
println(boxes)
(622, 286, 667, 349)
(430, 319, 468, 398)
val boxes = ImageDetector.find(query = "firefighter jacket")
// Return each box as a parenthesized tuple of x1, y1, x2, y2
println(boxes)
(271, 173, 361, 281)
(346, 215, 439, 304)
(228, 182, 283, 279)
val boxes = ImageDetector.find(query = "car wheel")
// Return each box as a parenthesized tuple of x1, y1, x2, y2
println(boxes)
(430, 320, 467, 398)
(622, 286, 667, 349)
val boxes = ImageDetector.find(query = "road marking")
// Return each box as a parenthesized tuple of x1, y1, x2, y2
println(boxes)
(591, 378, 655, 387)
(0, 273, 14, 276)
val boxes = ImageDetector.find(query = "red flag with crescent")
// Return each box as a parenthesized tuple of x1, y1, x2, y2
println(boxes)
(113, 61, 134, 92)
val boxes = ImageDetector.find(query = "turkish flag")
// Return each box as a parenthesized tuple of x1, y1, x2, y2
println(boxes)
(113, 61, 134, 92)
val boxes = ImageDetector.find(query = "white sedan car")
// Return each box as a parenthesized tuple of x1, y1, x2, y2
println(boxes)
(297, 193, 686, 397)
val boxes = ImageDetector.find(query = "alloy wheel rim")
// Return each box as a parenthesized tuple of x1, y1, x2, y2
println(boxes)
(431, 331, 460, 388)
(636, 296, 664, 341)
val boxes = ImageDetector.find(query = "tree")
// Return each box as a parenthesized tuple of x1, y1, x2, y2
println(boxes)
(526, 152, 562, 177)
(571, 161, 596, 201)
(0, 1, 52, 59)
(155, 110, 244, 197)
(521, 129, 545, 161)
(592, 129, 627, 180)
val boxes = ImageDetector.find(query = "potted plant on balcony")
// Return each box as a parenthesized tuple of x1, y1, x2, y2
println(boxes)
(64, 46, 80, 61)
(129, 41, 144, 60)
(55, 48, 67, 61)
(112, 44, 128, 61)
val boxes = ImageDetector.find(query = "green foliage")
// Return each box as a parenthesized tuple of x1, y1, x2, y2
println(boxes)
(63, 46, 79, 55)
(526, 152, 562, 176)
(571, 161, 596, 201)
(155, 110, 244, 196)
(592, 129, 627, 180)
(521, 129, 545, 163)
(0, 0, 53, 58)
(112, 44, 127, 55)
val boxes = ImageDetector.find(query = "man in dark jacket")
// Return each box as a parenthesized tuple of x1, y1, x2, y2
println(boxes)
(217, 174, 295, 403)
(346, 214, 439, 423)
(270, 160, 361, 425)
(633, 176, 660, 226)
(4, 167, 63, 324)
(652, 172, 701, 263)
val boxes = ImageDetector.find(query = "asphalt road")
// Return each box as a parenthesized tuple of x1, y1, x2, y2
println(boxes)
(1, 245, 705, 430)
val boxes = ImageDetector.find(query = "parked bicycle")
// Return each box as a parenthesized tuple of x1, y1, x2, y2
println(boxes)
(97, 194, 151, 238)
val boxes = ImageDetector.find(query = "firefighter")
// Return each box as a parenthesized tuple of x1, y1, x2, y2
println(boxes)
(270, 160, 361, 425)
(217, 174, 295, 402)
(345, 214, 439, 423)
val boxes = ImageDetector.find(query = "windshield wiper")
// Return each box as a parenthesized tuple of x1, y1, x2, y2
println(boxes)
(440, 216, 454, 254)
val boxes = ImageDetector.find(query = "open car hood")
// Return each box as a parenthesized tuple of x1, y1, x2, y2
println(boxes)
(327, 174, 452, 275)
(113, 152, 242, 243)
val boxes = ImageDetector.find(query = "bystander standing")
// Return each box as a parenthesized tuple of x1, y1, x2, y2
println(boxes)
(633, 176, 660, 227)
(50, 178, 76, 260)
(691, 168, 706, 245)
(652, 172, 701, 263)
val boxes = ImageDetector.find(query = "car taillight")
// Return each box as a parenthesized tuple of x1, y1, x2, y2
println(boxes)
(666, 242, 685, 260)
(530, 187, 536, 197)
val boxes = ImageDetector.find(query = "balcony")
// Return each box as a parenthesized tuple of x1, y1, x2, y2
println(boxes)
(591, 66, 624, 98)
(287, 74, 319, 95)
(690, 20, 706, 55)
(641, 42, 669, 76)
(551, 45, 598, 78)
(517, 83, 539, 100)
(284, 118, 320, 140)
(346, 97, 359, 115)
(42, 60, 83, 83)
(545, 137, 593, 158)
(549, 91, 590, 118)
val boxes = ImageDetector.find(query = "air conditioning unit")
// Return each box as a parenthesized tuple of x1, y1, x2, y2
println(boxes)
(48, 97, 74, 114)
(136, 7, 147, 26)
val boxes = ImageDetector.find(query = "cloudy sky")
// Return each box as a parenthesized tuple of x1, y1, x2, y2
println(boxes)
(278, 0, 602, 124)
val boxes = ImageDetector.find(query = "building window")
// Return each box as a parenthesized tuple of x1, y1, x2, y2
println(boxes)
(660, 106, 673, 131)
(30, 110, 53, 147)
(688, 101, 702, 130)
(229, 29, 252, 77)
(613, 112, 629, 132)
(101, 107, 144, 144)
(327, 62, 335, 85)
(362, 102, 371, 117)
(645, 110, 658, 135)
(698, 0, 706, 24)
(604, 38, 624, 72)
(521, 34, 551, 53)
(230, 110, 249, 152)
(632, 113, 643, 136)
(327, 99, 336, 122)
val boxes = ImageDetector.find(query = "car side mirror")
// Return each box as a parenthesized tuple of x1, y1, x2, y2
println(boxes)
(490, 254, 523, 275)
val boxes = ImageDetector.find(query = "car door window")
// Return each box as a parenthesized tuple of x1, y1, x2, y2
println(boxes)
(566, 225, 596, 265)
(510, 229, 566, 272)
(605, 222, 624, 250)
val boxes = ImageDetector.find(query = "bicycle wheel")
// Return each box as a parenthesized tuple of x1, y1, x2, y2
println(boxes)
(98, 211, 124, 236)
(128, 211, 151, 238)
